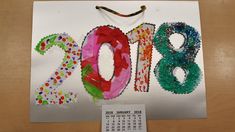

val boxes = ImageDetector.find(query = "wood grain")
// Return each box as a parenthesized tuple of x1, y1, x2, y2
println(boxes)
(0, 0, 235, 131)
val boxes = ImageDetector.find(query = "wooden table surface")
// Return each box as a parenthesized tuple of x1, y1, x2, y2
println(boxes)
(0, 0, 235, 131)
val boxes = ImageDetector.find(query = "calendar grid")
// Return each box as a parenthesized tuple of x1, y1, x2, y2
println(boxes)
(102, 104, 146, 132)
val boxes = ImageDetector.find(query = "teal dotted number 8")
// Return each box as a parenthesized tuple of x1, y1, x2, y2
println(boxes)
(153, 22, 202, 94)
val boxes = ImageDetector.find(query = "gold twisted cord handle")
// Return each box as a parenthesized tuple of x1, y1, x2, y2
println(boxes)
(96, 5, 146, 17)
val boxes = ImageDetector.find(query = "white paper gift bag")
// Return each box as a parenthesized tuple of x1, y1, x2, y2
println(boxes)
(31, 1, 207, 122)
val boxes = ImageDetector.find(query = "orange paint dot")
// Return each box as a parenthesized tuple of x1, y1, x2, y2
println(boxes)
(40, 87, 43, 91)
(45, 83, 49, 87)
(38, 100, 42, 104)
(56, 76, 61, 80)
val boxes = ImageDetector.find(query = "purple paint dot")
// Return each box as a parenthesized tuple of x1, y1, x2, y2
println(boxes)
(58, 36, 62, 40)
(60, 80, 63, 83)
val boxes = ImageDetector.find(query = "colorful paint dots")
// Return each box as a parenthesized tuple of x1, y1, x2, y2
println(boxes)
(35, 33, 81, 104)
(127, 23, 155, 92)
(34, 22, 203, 105)
(153, 22, 201, 94)
(81, 25, 131, 99)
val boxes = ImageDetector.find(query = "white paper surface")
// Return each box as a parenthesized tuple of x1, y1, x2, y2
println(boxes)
(31, 1, 207, 122)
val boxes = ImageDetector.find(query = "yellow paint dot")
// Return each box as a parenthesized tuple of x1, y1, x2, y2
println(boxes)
(58, 91, 62, 96)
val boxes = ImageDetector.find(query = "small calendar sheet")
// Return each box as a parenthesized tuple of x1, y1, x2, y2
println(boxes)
(102, 104, 147, 132)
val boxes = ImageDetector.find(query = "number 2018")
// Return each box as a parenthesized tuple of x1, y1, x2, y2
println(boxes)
(34, 22, 201, 105)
